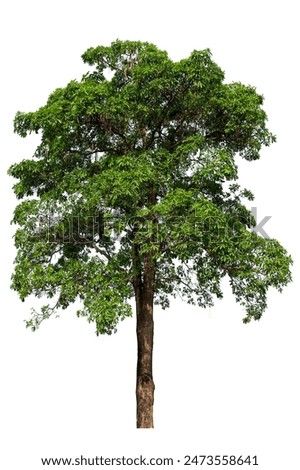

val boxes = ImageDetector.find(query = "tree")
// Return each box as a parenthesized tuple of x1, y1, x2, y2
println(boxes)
(9, 40, 292, 428)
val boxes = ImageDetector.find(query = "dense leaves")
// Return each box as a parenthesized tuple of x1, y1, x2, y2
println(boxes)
(9, 40, 292, 333)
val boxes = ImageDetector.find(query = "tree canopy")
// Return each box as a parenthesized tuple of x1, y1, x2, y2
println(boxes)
(9, 39, 292, 334)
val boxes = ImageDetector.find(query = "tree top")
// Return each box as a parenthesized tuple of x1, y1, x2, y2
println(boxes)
(9, 40, 292, 333)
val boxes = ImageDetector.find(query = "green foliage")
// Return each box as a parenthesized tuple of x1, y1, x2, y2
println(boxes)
(9, 39, 292, 333)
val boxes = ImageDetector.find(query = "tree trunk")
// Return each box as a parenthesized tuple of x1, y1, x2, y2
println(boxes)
(135, 253, 155, 428)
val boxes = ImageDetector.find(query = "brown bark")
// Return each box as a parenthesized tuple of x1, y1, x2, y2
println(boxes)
(132, 183, 156, 428)
(134, 252, 155, 428)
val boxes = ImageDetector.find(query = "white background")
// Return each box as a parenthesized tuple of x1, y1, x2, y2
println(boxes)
(0, 1, 299, 469)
